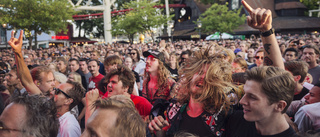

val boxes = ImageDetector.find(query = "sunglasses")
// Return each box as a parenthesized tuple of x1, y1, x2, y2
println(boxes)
(54, 88, 71, 98)
(255, 56, 264, 60)
(129, 53, 136, 55)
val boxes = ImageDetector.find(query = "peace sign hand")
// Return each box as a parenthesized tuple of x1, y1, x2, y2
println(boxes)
(242, 0, 272, 32)
(8, 30, 23, 54)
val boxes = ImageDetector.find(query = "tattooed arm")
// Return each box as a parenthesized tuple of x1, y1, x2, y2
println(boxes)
(242, 0, 284, 69)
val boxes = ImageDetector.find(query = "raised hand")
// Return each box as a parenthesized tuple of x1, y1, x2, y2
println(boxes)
(8, 30, 23, 53)
(148, 116, 169, 132)
(86, 89, 100, 106)
(242, 0, 272, 32)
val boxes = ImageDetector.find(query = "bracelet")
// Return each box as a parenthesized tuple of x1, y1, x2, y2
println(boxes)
(260, 28, 274, 37)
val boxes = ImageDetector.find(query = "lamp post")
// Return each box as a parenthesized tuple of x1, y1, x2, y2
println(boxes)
(169, 20, 174, 42)
(2, 24, 7, 50)
(197, 20, 202, 41)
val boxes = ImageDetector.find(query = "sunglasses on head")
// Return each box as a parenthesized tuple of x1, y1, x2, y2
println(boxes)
(54, 88, 71, 98)
(255, 56, 264, 60)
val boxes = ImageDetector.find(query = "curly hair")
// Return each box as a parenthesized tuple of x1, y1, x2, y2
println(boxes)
(10, 92, 59, 137)
(66, 80, 85, 110)
(176, 47, 234, 114)
(143, 57, 171, 92)
(104, 65, 136, 94)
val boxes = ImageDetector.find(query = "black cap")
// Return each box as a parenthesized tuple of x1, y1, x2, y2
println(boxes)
(143, 50, 165, 63)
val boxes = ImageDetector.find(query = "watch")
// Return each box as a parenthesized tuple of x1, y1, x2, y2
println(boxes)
(260, 28, 274, 37)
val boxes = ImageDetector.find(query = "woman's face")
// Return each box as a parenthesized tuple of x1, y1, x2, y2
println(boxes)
(68, 74, 75, 82)
(124, 58, 133, 69)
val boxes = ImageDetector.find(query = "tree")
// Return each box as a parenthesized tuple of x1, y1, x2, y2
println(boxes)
(112, 0, 171, 43)
(300, 0, 320, 17)
(200, 0, 227, 5)
(198, 3, 246, 39)
(0, 0, 75, 49)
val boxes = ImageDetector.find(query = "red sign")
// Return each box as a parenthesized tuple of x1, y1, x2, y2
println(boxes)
(52, 36, 69, 40)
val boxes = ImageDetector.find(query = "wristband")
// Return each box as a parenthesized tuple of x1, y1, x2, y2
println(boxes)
(260, 28, 274, 37)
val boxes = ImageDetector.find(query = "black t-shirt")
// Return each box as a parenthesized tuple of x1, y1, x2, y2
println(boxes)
(293, 87, 309, 101)
(132, 70, 140, 83)
(224, 111, 298, 137)
(179, 110, 214, 137)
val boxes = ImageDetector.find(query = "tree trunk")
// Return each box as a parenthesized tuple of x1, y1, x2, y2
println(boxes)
(34, 33, 38, 50)
(78, 25, 81, 37)
(28, 36, 33, 50)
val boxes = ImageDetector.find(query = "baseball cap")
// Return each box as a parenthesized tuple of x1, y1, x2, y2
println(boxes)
(143, 50, 165, 63)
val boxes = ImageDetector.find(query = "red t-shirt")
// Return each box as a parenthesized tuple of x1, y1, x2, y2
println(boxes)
(130, 94, 152, 117)
(88, 73, 104, 95)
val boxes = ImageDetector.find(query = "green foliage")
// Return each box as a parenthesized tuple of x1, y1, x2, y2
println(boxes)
(300, 0, 320, 17)
(198, 3, 245, 35)
(0, 0, 76, 49)
(200, 0, 227, 5)
(112, 0, 171, 43)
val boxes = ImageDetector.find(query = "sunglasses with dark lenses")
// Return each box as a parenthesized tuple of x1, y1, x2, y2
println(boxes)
(129, 53, 136, 55)
(54, 88, 71, 98)
(255, 56, 264, 60)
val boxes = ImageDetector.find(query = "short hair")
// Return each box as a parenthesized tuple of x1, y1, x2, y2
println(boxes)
(66, 80, 85, 110)
(55, 57, 67, 65)
(10, 92, 59, 137)
(68, 58, 79, 64)
(285, 61, 309, 83)
(30, 66, 53, 82)
(91, 51, 100, 57)
(104, 55, 123, 66)
(233, 57, 248, 70)
(284, 48, 298, 57)
(79, 58, 88, 64)
(104, 65, 135, 94)
(245, 66, 295, 113)
(94, 98, 145, 137)
(53, 72, 67, 84)
(88, 59, 100, 66)
(303, 45, 320, 55)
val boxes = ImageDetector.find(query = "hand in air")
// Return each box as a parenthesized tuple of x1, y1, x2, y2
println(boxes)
(242, 0, 272, 32)
(8, 30, 23, 53)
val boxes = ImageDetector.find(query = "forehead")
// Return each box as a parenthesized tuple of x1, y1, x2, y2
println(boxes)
(40, 72, 54, 79)
(256, 51, 264, 56)
(310, 86, 320, 95)
(109, 75, 119, 81)
(0, 103, 26, 129)
(303, 48, 315, 53)
(58, 83, 73, 92)
(88, 61, 98, 66)
(243, 80, 265, 97)
(285, 51, 295, 55)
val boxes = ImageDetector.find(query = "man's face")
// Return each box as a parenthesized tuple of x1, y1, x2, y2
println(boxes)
(284, 51, 297, 62)
(81, 108, 117, 137)
(232, 62, 245, 73)
(52, 83, 73, 108)
(24, 58, 32, 66)
(104, 64, 117, 74)
(240, 80, 276, 122)
(90, 53, 99, 60)
(107, 75, 127, 97)
(68, 60, 79, 72)
(240, 44, 247, 52)
(190, 65, 208, 97)
(8, 58, 15, 66)
(254, 52, 264, 67)
(180, 54, 189, 63)
(146, 55, 159, 73)
(301, 48, 319, 64)
(79, 61, 88, 72)
(38, 72, 55, 95)
(56, 61, 67, 72)
(0, 103, 27, 137)
(88, 61, 100, 76)
(304, 86, 320, 104)
(5, 71, 19, 86)
(247, 48, 255, 58)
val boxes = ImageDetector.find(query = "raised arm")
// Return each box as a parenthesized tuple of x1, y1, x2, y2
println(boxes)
(8, 30, 42, 95)
(242, 0, 284, 69)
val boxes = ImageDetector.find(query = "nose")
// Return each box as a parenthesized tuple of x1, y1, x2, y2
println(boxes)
(239, 95, 246, 105)
(304, 93, 310, 100)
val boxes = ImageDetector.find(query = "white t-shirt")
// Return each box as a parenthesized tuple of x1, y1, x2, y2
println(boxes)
(57, 111, 81, 137)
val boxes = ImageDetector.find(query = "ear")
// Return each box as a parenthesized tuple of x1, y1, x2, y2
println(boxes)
(274, 100, 287, 112)
(123, 86, 129, 94)
(34, 80, 40, 86)
(293, 75, 301, 82)
(65, 98, 74, 105)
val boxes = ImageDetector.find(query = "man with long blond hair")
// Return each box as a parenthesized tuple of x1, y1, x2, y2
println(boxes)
(148, 48, 235, 137)
(142, 50, 176, 104)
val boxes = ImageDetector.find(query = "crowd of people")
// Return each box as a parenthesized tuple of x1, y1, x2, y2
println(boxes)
(0, 1, 319, 137)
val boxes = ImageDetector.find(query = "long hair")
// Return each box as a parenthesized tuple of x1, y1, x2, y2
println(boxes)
(143, 59, 171, 90)
(175, 47, 234, 114)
